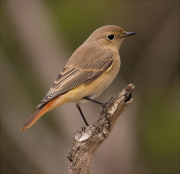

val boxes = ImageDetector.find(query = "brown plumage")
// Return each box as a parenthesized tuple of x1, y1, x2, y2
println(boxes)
(21, 25, 136, 130)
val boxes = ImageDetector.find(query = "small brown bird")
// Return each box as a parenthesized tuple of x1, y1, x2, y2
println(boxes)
(21, 25, 136, 130)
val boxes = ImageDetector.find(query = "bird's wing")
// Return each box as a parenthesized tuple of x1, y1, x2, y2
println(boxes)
(36, 48, 114, 108)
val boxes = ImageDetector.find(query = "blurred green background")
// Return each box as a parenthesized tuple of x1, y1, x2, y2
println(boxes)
(1, 1, 179, 174)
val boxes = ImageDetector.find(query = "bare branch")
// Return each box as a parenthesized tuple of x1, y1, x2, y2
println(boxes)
(68, 84, 135, 174)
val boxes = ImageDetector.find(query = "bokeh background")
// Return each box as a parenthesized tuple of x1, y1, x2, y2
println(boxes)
(1, 1, 179, 174)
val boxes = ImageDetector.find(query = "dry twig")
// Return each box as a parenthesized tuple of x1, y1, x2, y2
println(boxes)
(68, 84, 135, 174)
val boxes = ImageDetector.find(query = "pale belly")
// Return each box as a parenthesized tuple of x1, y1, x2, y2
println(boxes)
(49, 56, 120, 110)
(75, 57, 120, 105)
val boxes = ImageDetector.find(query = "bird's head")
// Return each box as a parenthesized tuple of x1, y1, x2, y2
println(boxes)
(85, 25, 136, 51)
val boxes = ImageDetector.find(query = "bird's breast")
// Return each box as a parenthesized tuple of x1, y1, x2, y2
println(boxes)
(74, 53, 121, 104)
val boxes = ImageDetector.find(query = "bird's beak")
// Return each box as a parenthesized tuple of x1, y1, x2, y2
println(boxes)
(123, 32, 136, 37)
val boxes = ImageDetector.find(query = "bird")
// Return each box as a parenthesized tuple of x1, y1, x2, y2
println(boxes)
(21, 25, 136, 130)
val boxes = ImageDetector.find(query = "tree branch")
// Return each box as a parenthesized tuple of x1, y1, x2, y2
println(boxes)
(68, 84, 135, 174)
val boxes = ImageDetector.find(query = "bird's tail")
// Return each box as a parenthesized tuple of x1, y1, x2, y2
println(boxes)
(20, 99, 54, 130)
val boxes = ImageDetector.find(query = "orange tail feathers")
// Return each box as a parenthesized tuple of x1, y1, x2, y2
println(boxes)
(20, 99, 55, 130)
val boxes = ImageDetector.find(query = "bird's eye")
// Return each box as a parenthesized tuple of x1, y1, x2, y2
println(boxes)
(107, 35, 114, 40)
